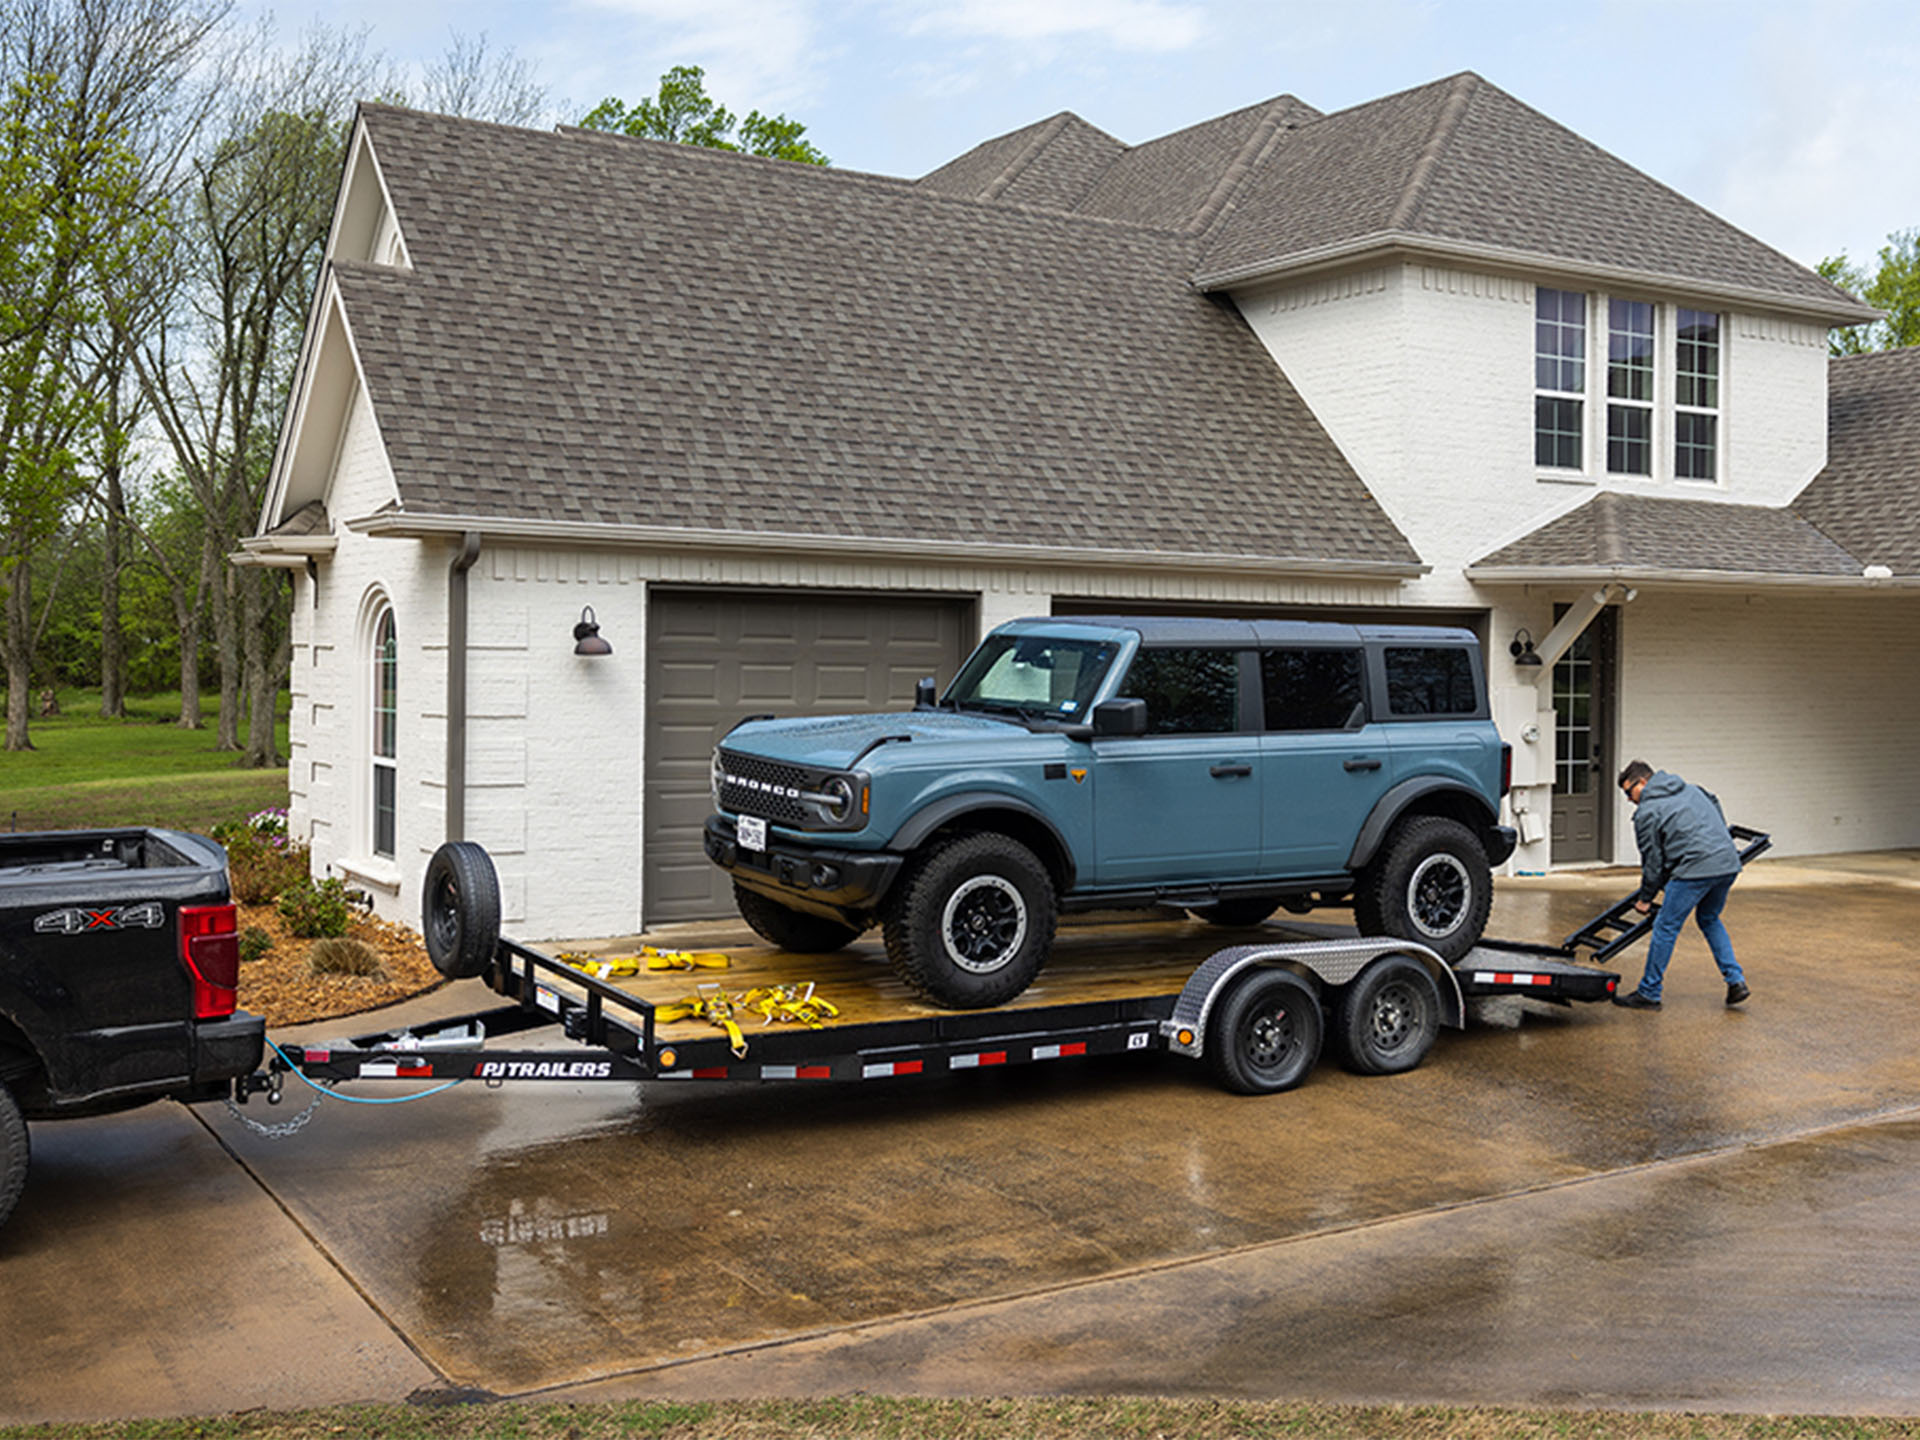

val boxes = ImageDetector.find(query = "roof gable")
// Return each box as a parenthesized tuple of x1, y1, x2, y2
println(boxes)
(1792, 348, 1920, 575)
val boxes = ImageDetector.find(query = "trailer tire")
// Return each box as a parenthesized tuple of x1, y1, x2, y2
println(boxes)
(734, 884, 862, 953)
(1205, 969, 1323, 1095)
(0, 1080, 27, 1234)
(1353, 815, 1490, 962)
(883, 833, 1055, 1009)
(422, 841, 501, 980)
(1191, 897, 1279, 928)
(1329, 954, 1441, 1075)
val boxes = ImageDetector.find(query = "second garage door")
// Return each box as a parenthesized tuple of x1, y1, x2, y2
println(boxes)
(645, 589, 972, 924)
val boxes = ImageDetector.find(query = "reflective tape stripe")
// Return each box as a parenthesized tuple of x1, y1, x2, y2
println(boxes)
(949, 1051, 1007, 1070)
(761, 1064, 832, 1080)
(1032, 1042, 1087, 1061)
(1472, 971, 1553, 987)
(862, 1060, 926, 1079)
(359, 1061, 432, 1078)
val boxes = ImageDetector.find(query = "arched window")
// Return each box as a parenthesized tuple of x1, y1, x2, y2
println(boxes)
(371, 606, 397, 859)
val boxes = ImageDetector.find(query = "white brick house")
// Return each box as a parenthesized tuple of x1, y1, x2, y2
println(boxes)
(242, 73, 1914, 941)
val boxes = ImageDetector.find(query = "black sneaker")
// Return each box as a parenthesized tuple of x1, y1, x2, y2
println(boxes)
(1612, 990, 1661, 1010)
(1726, 981, 1750, 1006)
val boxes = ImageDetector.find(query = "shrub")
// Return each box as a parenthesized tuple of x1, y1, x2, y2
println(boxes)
(307, 936, 385, 979)
(238, 927, 274, 964)
(277, 877, 356, 938)
(225, 832, 311, 905)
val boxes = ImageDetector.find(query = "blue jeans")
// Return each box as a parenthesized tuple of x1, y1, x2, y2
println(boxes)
(1635, 873, 1744, 1000)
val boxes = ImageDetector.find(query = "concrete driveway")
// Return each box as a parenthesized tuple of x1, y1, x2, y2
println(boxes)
(3, 854, 1918, 1422)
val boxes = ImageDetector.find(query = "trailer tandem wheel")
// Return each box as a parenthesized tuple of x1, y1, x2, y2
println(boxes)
(1329, 953, 1442, 1075)
(1205, 968, 1323, 1095)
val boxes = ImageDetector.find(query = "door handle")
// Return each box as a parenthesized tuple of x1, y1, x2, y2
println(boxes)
(1344, 757, 1383, 772)
(1209, 763, 1253, 778)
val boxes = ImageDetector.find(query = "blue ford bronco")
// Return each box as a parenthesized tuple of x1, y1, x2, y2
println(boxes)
(706, 617, 1515, 1009)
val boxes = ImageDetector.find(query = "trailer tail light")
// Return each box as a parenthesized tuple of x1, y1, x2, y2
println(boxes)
(179, 904, 240, 1019)
(1500, 743, 1513, 797)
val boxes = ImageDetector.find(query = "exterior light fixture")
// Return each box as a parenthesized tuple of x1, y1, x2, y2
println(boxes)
(1509, 629, 1542, 667)
(573, 605, 612, 656)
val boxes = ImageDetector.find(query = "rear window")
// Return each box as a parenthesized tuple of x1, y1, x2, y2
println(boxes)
(1383, 647, 1478, 716)
(1261, 648, 1364, 731)
(1120, 648, 1240, 734)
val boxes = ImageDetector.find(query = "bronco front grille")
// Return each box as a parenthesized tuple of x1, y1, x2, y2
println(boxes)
(717, 749, 809, 824)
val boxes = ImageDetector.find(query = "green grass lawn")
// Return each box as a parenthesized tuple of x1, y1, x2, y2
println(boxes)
(0, 688, 290, 835)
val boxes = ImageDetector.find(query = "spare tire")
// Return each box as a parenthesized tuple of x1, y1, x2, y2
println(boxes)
(422, 841, 501, 979)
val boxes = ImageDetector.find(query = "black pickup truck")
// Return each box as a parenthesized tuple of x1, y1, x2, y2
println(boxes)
(0, 828, 265, 1232)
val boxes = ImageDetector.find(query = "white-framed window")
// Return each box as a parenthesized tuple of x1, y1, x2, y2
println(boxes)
(371, 605, 397, 860)
(1534, 287, 1586, 470)
(1534, 287, 1724, 486)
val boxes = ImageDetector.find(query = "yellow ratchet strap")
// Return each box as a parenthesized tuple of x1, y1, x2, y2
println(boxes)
(560, 946, 730, 980)
(739, 983, 841, 1029)
(656, 983, 748, 1058)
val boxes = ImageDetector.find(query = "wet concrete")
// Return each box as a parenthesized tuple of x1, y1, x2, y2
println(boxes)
(4, 861, 1919, 1419)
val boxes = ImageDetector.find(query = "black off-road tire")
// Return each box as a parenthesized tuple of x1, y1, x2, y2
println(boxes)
(882, 833, 1056, 1009)
(0, 1080, 28, 1234)
(1192, 897, 1280, 928)
(1328, 953, 1442, 1076)
(1205, 969, 1323, 1095)
(734, 884, 862, 953)
(422, 841, 501, 980)
(1353, 815, 1491, 962)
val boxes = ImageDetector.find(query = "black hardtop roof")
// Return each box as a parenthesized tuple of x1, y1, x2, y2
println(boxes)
(1042, 616, 1481, 647)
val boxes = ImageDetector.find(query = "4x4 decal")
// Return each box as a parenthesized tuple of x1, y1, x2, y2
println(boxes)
(34, 902, 166, 935)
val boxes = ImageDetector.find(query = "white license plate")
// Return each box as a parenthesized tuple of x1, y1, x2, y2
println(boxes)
(737, 815, 768, 852)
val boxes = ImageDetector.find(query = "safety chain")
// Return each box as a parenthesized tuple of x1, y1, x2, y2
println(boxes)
(221, 1080, 328, 1139)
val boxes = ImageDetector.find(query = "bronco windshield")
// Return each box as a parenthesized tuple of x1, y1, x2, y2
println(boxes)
(944, 634, 1119, 720)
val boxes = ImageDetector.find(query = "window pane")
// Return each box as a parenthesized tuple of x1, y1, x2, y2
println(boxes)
(1607, 298, 1654, 402)
(1675, 410, 1717, 480)
(1384, 647, 1477, 716)
(373, 765, 396, 859)
(1120, 648, 1239, 734)
(1676, 308, 1720, 409)
(1535, 396, 1583, 468)
(1535, 288, 1585, 393)
(1607, 404, 1652, 475)
(1260, 648, 1364, 731)
(374, 609, 397, 760)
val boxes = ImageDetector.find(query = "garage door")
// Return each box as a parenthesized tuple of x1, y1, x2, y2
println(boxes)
(645, 590, 972, 923)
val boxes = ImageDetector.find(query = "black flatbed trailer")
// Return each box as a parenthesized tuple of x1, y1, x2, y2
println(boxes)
(236, 828, 1769, 1104)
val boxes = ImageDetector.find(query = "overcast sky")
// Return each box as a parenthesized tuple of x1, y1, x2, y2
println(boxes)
(258, 0, 1917, 276)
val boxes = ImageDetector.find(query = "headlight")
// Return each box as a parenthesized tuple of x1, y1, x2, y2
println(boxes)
(796, 772, 866, 829)
(819, 776, 855, 823)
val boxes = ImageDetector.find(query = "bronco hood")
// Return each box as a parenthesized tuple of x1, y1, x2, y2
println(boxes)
(719, 711, 1026, 770)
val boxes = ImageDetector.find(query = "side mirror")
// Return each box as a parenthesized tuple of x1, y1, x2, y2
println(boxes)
(914, 677, 938, 710)
(1092, 698, 1147, 736)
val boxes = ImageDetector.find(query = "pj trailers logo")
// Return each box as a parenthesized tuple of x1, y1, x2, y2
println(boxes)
(34, 902, 166, 935)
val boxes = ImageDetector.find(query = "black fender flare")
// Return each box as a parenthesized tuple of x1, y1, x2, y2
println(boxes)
(1346, 778, 1500, 871)
(887, 792, 1078, 890)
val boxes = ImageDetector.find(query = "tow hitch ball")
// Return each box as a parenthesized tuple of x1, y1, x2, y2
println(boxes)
(233, 1062, 288, 1106)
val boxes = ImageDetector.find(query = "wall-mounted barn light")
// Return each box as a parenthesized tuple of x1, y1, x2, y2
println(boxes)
(573, 606, 612, 656)
(1509, 628, 1542, 667)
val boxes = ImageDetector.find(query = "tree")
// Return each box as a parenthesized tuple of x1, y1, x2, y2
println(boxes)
(419, 29, 547, 126)
(1819, 228, 1920, 356)
(580, 64, 828, 165)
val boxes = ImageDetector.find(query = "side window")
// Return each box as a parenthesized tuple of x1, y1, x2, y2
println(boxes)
(1384, 647, 1478, 717)
(1120, 648, 1239, 734)
(1261, 648, 1364, 731)
(371, 606, 397, 859)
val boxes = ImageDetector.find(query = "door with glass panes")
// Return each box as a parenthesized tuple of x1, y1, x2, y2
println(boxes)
(1550, 606, 1615, 863)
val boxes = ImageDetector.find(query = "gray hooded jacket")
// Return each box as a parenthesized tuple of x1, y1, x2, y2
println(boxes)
(1633, 771, 1741, 901)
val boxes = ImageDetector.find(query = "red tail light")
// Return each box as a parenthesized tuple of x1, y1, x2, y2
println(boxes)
(1500, 743, 1513, 797)
(179, 904, 240, 1020)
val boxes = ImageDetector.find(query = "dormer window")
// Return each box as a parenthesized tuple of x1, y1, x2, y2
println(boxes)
(1535, 287, 1723, 486)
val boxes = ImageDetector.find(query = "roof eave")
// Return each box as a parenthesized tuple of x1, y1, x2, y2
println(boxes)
(1465, 564, 1913, 589)
(1196, 232, 1883, 327)
(346, 511, 1430, 580)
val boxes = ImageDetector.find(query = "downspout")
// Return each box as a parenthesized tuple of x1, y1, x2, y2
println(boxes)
(446, 531, 482, 841)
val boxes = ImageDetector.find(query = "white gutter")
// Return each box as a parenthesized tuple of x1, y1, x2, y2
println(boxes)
(1195, 231, 1883, 328)
(1467, 565, 1920, 590)
(346, 511, 1432, 579)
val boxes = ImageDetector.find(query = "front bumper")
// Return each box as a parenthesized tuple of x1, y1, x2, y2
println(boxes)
(704, 815, 904, 921)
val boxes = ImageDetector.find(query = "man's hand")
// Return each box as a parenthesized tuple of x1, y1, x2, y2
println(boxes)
(1634, 898, 1651, 914)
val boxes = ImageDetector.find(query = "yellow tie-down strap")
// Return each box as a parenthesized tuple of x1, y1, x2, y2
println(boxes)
(655, 982, 841, 1059)
(559, 945, 733, 980)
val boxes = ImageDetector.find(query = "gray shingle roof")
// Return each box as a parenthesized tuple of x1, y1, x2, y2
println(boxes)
(1468, 491, 1863, 578)
(1791, 348, 1920, 575)
(1189, 73, 1868, 316)
(337, 105, 1418, 569)
(915, 113, 1124, 210)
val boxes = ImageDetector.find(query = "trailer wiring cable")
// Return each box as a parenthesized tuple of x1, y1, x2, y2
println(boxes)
(222, 1037, 470, 1139)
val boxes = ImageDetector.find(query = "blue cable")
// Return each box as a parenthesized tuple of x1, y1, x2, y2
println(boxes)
(266, 1036, 466, 1105)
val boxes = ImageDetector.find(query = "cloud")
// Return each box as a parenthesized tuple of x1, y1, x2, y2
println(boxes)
(904, 0, 1208, 51)
(569, 0, 822, 108)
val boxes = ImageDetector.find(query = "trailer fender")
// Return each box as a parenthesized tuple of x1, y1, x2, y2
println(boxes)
(1164, 937, 1464, 1062)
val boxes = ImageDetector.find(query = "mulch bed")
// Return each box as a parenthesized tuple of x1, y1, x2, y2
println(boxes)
(234, 903, 444, 1027)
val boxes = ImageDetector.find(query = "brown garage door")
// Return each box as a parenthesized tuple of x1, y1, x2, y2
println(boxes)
(645, 589, 972, 923)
